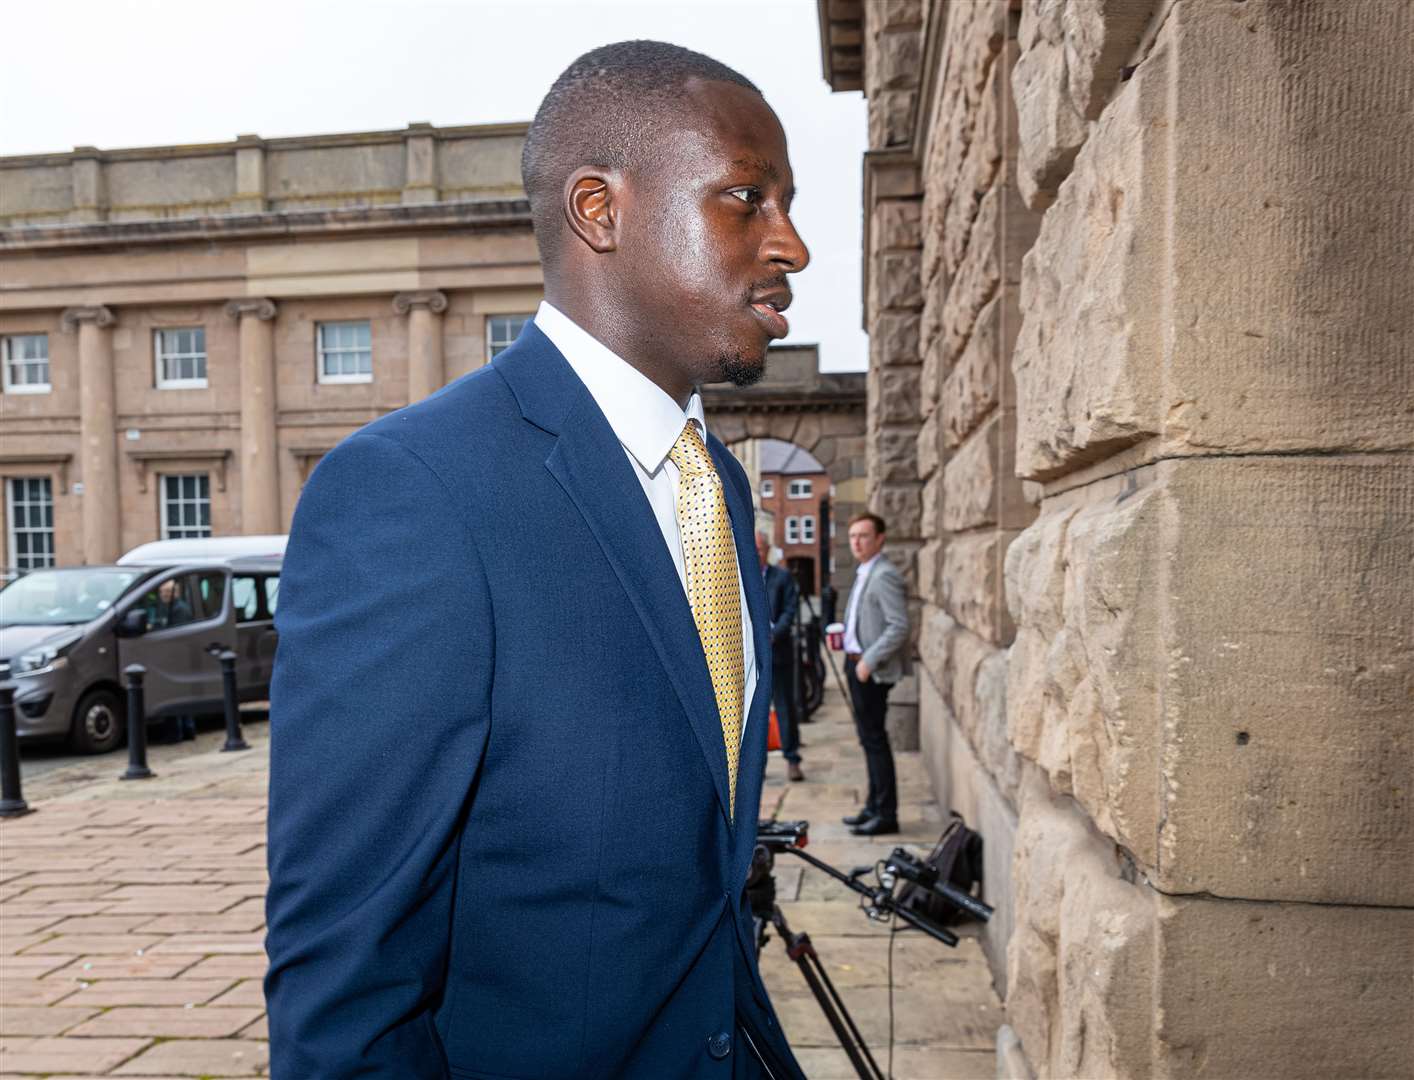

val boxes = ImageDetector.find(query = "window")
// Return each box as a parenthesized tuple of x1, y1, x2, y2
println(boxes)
(5, 477, 55, 571)
(154, 327, 207, 389)
(193, 572, 226, 620)
(486, 314, 531, 360)
(139, 575, 198, 630)
(233, 574, 261, 622)
(801, 516, 816, 543)
(160, 474, 211, 539)
(760, 479, 774, 498)
(2, 334, 50, 394)
(787, 478, 813, 499)
(784, 516, 799, 544)
(317, 321, 373, 383)
(233, 573, 279, 622)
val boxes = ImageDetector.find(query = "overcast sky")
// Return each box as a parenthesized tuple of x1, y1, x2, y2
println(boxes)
(1, 0, 869, 372)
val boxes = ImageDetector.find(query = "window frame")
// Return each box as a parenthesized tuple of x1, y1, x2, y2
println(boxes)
(485, 313, 533, 361)
(801, 516, 816, 543)
(153, 326, 209, 390)
(2, 333, 52, 395)
(159, 473, 213, 540)
(784, 516, 800, 544)
(5, 476, 56, 572)
(316, 320, 373, 384)
(760, 479, 774, 499)
(787, 478, 813, 500)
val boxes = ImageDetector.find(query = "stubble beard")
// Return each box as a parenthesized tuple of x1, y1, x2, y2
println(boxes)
(718, 348, 766, 387)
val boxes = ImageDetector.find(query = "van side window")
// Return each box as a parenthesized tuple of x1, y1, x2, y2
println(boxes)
(142, 577, 196, 630)
(194, 573, 226, 621)
(232, 575, 260, 623)
(263, 576, 279, 616)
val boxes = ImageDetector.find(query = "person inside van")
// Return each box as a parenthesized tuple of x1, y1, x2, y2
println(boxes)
(149, 578, 194, 629)
(144, 578, 198, 743)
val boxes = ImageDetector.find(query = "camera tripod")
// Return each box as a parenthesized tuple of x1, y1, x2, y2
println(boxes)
(749, 821, 993, 1080)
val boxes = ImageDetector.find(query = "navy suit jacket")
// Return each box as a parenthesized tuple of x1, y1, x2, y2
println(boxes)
(264, 323, 804, 1079)
(762, 564, 798, 661)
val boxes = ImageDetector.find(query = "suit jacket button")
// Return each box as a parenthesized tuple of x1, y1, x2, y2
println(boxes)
(707, 1030, 732, 1059)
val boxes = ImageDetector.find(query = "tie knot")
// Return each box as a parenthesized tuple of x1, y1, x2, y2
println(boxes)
(669, 421, 715, 477)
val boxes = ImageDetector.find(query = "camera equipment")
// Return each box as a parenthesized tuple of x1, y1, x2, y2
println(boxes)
(750, 819, 994, 1080)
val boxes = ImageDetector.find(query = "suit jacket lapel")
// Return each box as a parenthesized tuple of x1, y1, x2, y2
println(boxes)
(497, 330, 734, 826)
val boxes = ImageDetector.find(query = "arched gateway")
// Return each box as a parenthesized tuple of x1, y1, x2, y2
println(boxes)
(700, 344, 866, 597)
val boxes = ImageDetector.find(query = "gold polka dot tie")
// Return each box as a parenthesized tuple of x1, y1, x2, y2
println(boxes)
(669, 421, 744, 819)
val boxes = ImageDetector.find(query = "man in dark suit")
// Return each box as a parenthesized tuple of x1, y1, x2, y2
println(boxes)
(756, 531, 803, 782)
(840, 512, 910, 837)
(264, 41, 809, 1079)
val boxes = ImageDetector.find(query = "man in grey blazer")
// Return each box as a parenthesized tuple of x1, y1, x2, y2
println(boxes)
(840, 512, 910, 835)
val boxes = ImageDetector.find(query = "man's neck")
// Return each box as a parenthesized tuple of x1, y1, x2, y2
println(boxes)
(544, 291, 696, 409)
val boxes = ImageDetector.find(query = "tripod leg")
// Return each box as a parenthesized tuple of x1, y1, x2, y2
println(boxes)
(773, 907, 884, 1080)
(801, 950, 886, 1080)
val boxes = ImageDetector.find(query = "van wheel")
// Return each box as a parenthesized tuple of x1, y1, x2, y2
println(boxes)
(70, 688, 126, 755)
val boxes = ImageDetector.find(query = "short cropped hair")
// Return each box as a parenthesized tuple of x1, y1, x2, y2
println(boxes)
(521, 40, 760, 264)
(848, 512, 887, 535)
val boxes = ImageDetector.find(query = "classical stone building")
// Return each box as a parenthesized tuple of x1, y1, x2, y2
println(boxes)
(819, 0, 1413, 1076)
(0, 123, 541, 569)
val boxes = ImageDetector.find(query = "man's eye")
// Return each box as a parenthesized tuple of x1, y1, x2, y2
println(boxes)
(729, 188, 760, 205)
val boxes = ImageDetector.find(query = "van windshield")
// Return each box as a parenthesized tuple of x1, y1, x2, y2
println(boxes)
(0, 569, 145, 626)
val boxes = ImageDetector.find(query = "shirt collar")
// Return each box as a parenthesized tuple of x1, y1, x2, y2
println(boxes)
(534, 301, 704, 475)
(857, 552, 882, 576)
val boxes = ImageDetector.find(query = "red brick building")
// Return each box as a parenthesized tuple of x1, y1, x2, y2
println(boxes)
(755, 438, 829, 595)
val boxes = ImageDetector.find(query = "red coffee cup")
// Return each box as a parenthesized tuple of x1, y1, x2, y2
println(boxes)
(825, 622, 845, 651)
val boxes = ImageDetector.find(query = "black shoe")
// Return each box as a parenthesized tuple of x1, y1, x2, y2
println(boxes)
(842, 810, 876, 827)
(850, 817, 899, 836)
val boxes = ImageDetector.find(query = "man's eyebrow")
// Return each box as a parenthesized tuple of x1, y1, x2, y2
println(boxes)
(730, 155, 779, 180)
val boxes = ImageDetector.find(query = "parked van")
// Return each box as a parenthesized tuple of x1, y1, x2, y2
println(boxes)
(0, 553, 281, 754)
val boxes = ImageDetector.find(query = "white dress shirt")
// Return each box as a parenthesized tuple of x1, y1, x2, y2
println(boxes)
(534, 301, 757, 726)
(843, 553, 881, 655)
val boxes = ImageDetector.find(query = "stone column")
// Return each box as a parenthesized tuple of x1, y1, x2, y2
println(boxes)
(393, 290, 448, 403)
(61, 306, 119, 564)
(225, 298, 280, 535)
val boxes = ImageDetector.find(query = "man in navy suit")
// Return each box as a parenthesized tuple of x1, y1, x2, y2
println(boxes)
(756, 531, 803, 782)
(264, 41, 810, 1078)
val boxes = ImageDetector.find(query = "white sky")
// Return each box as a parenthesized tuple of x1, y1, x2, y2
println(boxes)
(1, 0, 869, 372)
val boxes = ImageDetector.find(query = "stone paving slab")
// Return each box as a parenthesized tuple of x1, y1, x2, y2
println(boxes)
(1, 687, 1002, 1077)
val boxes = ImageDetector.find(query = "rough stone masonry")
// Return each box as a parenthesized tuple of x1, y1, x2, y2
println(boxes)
(820, 0, 1414, 1075)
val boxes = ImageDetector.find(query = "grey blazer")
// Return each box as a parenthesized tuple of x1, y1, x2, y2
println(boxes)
(846, 553, 911, 685)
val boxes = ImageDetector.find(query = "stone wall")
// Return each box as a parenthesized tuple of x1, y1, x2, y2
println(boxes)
(859, 0, 1041, 981)
(840, 0, 1414, 1076)
(1002, 2, 1414, 1075)
(861, 0, 928, 749)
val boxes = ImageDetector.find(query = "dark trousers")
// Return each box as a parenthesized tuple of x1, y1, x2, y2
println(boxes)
(771, 648, 801, 764)
(846, 665, 897, 821)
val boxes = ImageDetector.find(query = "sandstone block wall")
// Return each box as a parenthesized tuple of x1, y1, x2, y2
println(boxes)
(1002, 1, 1414, 1076)
(848, 0, 1414, 1076)
(860, 0, 1041, 983)
(861, 0, 930, 748)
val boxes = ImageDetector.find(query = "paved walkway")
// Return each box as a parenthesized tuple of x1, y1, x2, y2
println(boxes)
(1, 684, 1000, 1078)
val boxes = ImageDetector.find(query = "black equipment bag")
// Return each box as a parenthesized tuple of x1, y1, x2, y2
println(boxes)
(895, 811, 985, 926)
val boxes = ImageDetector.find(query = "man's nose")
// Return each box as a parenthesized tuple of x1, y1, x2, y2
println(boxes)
(763, 211, 809, 274)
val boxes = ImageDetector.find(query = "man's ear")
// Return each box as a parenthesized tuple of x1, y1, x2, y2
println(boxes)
(563, 167, 621, 254)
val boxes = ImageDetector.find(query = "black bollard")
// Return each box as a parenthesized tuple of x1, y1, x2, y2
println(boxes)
(120, 664, 154, 781)
(0, 683, 32, 817)
(218, 650, 249, 752)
